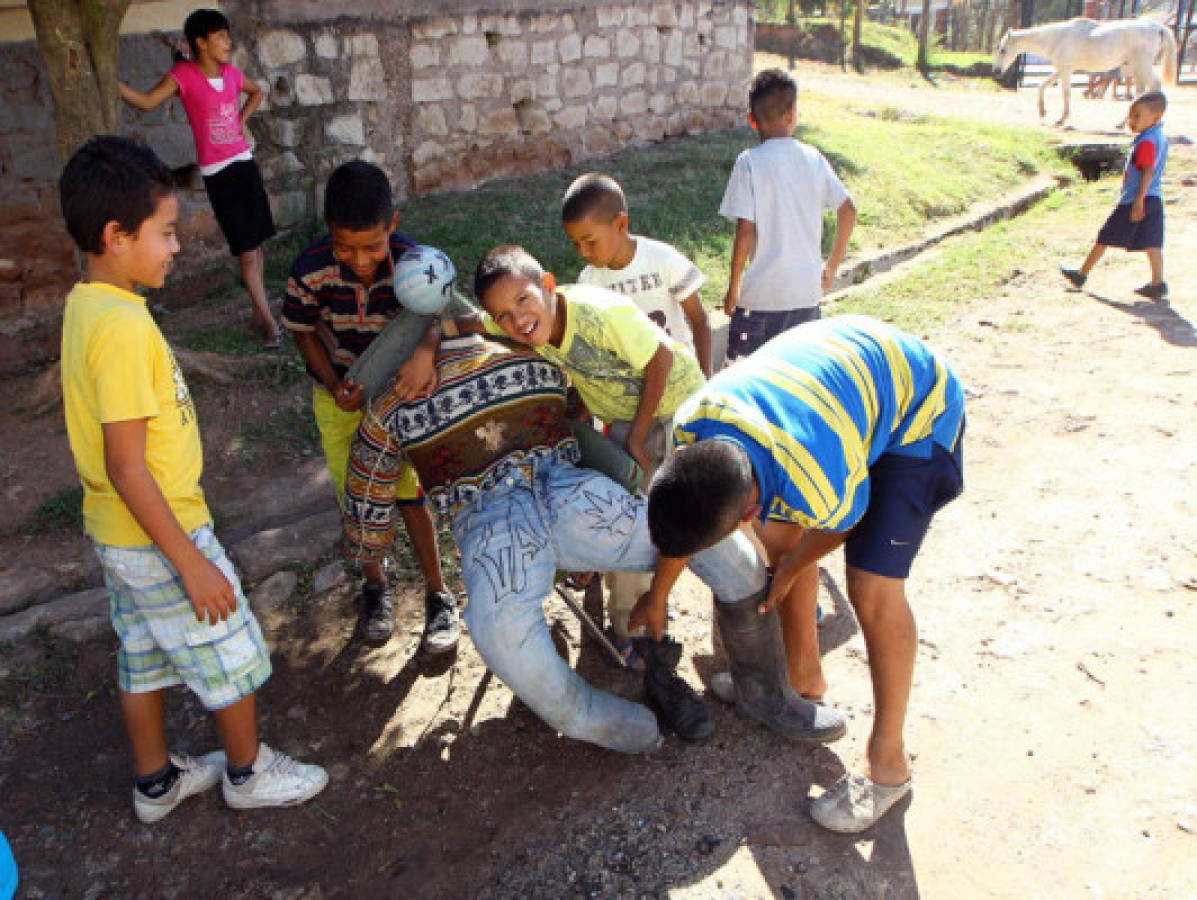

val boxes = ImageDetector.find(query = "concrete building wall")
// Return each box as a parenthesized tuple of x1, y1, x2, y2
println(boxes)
(0, 0, 753, 371)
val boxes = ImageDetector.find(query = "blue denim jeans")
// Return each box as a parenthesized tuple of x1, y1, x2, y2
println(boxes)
(450, 458, 766, 753)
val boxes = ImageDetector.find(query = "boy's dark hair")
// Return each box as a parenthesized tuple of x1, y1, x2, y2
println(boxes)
(323, 160, 394, 232)
(473, 244, 545, 303)
(183, 8, 230, 57)
(561, 173, 628, 224)
(1133, 91, 1167, 115)
(749, 68, 798, 126)
(647, 440, 755, 557)
(59, 135, 175, 255)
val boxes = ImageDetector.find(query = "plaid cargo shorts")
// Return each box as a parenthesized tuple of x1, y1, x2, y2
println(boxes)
(95, 524, 271, 710)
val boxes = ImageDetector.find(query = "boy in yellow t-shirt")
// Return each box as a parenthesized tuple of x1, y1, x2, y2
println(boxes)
(58, 136, 326, 823)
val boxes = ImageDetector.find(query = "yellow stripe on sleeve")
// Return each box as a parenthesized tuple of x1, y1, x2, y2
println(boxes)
(875, 330, 915, 432)
(902, 355, 949, 446)
(687, 394, 838, 523)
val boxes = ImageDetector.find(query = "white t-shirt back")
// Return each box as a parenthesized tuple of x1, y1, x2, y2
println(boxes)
(577, 235, 705, 351)
(718, 137, 850, 312)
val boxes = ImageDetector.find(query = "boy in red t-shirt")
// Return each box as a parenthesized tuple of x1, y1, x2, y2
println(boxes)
(120, 8, 281, 346)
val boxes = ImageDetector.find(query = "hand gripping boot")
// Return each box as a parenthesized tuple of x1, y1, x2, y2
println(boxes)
(715, 590, 846, 743)
(633, 635, 715, 742)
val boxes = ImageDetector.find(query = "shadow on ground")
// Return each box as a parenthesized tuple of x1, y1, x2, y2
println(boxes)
(1086, 292, 1197, 347)
(1, 572, 918, 897)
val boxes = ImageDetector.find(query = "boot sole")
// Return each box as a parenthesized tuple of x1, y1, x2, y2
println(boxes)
(737, 704, 846, 744)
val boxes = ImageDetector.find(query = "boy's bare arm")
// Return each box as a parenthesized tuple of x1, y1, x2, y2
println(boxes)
(119, 74, 180, 111)
(390, 318, 442, 399)
(451, 311, 486, 335)
(822, 198, 857, 291)
(292, 330, 364, 411)
(628, 553, 690, 640)
(239, 75, 263, 128)
(758, 526, 848, 613)
(724, 218, 756, 316)
(679, 292, 712, 378)
(1130, 166, 1152, 222)
(626, 343, 672, 475)
(103, 418, 236, 623)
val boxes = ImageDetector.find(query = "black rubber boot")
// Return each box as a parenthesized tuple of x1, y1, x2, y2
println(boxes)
(632, 636, 715, 742)
(714, 589, 846, 744)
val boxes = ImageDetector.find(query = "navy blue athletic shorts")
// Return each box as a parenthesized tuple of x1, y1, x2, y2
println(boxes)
(1095, 197, 1164, 251)
(726, 305, 821, 362)
(843, 432, 965, 579)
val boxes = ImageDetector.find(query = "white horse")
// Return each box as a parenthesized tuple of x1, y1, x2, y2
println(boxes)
(994, 18, 1177, 125)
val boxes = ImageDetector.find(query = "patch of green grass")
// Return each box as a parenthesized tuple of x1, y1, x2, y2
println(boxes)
(21, 486, 83, 535)
(829, 182, 1111, 330)
(0, 629, 76, 704)
(401, 96, 1064, 310)
(176, 324, 263, 356)
(265, 220, 323, 288)
(772, 18, 992, 72)
(223, 402, 320, 465)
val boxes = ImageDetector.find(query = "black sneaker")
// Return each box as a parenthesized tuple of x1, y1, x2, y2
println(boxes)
(356, 581, 395, 645)
(421, 590, 460, 655)
(1134, 281, 1169, 301)
(634, 636, 715, 742)
(1060, 266, 1087, 289)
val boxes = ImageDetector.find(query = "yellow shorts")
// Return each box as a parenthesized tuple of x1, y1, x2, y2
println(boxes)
(312, 384, 421, 506)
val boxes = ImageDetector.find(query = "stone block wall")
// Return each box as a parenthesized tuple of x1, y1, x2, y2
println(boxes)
(399, 1, 753, 194)
(0, 0, 752, 372)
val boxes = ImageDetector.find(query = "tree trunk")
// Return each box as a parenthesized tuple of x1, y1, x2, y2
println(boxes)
(917, 0, 933, 71)
(786, 0, 798, 24)
(852, 0, 864, 71)
(28, 0, 131, 161)
(839, 0, 847, 71)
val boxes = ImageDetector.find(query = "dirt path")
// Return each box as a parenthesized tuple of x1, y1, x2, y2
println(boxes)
(2, 73, 1195, 898)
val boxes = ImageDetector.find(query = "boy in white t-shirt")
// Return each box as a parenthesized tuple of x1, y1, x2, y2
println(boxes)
(720, 68, 856, 362)
(559, 174, 713, 669)
(562, 173, 712, 378)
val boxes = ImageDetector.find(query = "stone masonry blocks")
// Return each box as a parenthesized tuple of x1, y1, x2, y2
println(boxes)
(348, 59, 387, 101)
(531, 40, 557, 66)
(450, 35, 490, 67)
(584, 35, 611, 58)
(559, 33, 582, 63)
(560, 68, 593, 98)
(411, 43, 440, 69)
(596, 7, 625, 28)
(258, 30, 306, 68)
(294, 74, 334, 106)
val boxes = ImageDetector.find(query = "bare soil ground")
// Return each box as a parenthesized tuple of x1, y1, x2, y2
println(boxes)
(2, 71, 1195, 898)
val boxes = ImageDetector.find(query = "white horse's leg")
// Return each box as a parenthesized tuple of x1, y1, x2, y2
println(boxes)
(1038, 72, 1054, 119)
(1057, 68, 1071, 125)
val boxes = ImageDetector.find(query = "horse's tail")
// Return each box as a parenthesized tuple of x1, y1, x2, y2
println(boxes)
(1158, 25, 1178, 86)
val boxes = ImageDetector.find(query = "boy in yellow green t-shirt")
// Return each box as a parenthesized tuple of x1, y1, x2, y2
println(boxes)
(58, 136, 326, 823)
(469, 244, 704, 478)
(440, 245, 694, 676)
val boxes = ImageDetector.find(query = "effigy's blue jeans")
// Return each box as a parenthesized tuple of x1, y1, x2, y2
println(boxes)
(450, 458, 766, 753)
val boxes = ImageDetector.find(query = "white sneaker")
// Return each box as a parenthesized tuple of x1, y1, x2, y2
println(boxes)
(133, 751, 226, 824)
(222, 743, 328, 810)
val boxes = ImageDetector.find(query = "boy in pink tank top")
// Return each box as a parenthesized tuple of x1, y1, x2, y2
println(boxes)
(120, 9, 280, 348)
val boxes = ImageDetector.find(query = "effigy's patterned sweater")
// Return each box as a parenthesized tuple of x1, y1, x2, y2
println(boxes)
(344, 335, 578, 562)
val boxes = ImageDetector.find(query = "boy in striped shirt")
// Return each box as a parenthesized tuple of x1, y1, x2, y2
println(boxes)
(635, 315, 964, 833)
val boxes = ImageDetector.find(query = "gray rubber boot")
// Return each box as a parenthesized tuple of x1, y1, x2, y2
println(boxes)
(714, 589, 846, 744)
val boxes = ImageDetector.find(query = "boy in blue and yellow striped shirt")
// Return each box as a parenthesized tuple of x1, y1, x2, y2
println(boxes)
(633, 315, 964, 834)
